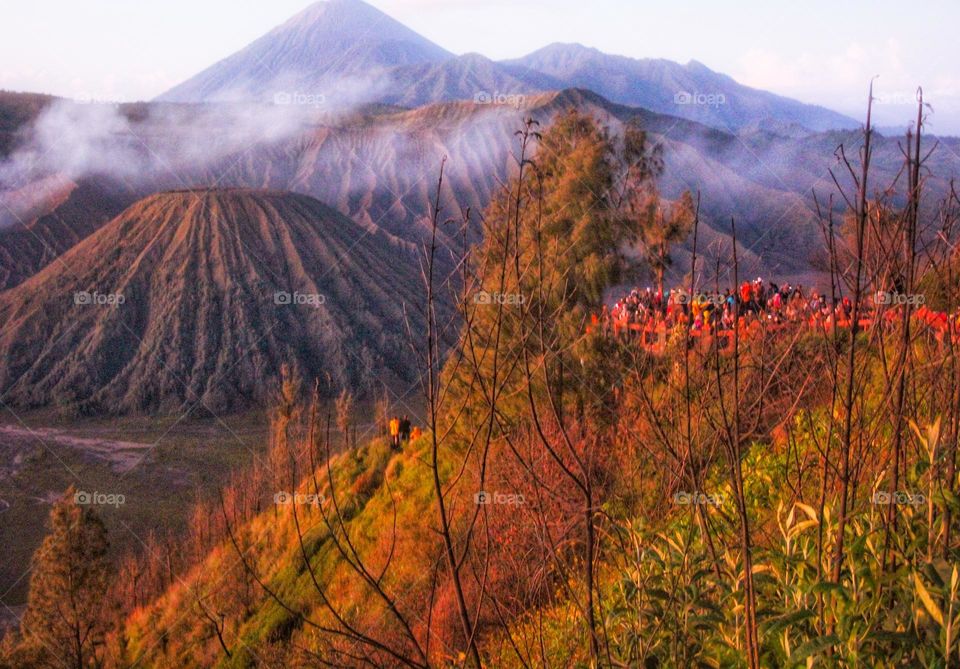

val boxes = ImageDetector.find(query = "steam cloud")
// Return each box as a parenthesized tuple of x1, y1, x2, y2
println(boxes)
(0, 97, 320, 227)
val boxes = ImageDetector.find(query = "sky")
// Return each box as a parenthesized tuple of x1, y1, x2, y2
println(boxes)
(1, 0, 957, 133)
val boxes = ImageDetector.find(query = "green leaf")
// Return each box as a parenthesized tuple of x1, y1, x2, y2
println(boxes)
(787, 634, 840, 664)
(763, 608, 816, 636)
(864, 630, 917, 645)
(914, 572, 945, 627)
(795, 502, 819, 523)
(810, 581, 848, 599)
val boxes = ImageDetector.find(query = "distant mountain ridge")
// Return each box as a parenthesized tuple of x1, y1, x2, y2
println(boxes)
(507, 43, 857, 132)
(157, 0, 857, 132)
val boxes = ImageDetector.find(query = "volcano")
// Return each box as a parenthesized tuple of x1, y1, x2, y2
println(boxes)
(0, 188, 426, 414)
(157, 0, 453, 104)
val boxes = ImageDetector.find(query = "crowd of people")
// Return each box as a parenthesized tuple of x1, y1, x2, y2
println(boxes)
(595, 278, 960, 341)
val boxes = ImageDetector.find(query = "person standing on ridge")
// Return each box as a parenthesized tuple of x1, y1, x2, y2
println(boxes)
(399, 415, 411, 444)
(389, 416, 401, 450)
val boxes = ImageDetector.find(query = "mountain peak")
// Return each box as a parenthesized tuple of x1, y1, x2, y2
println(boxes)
(532, 42, 603, 60)
(157, 0, 452, 103)
(542, 42, 597, 53)
(684, 59, 714, 73)
(283, 0, 409, 31)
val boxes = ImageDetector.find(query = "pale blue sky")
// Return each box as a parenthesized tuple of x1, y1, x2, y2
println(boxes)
(1, 0, 957, 132)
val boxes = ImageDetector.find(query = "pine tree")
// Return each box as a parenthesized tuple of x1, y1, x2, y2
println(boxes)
(629, 187, 696, 299)
(19, 486, 110, 669)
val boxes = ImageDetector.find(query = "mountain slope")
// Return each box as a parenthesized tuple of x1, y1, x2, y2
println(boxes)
(158, 0, 453, 104)
(0, 176, 138, 291)
(375, 53, 563, 108)
(201, 89, 864, 277)
(7, 91, 956, 294)
(0, 90, 55, 157)
(507, 43, 857, 132)
(0, 189, 425, 413)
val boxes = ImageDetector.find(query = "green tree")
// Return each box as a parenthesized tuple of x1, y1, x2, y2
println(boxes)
(19, 487, 110, 669)
(535, 110, 634, 314)
(629, 187, 695, 300)
(458, 112, 664, 423)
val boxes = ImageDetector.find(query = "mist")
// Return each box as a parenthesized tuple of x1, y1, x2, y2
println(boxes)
(0, 96, 322, 227)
